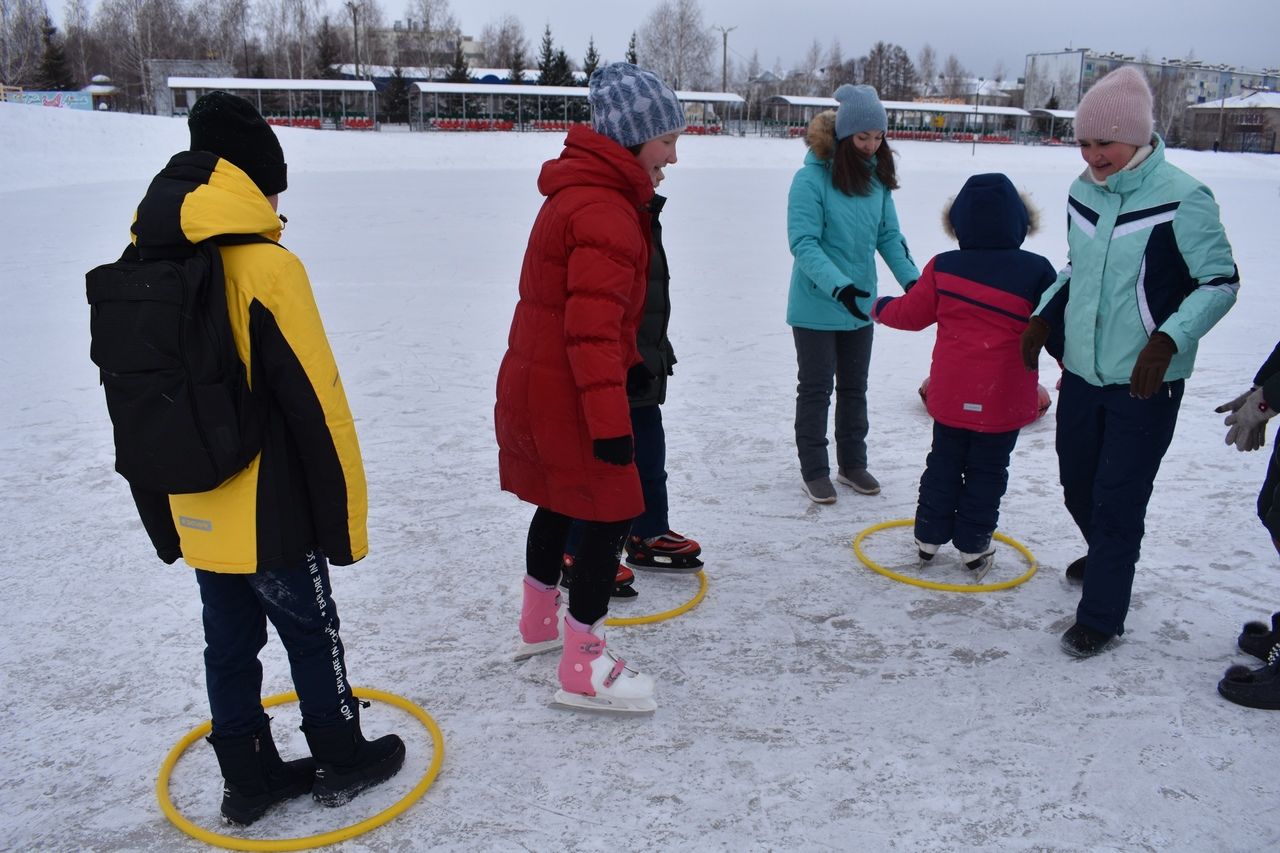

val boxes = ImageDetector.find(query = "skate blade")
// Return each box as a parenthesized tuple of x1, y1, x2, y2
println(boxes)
(550, 689, 657, 715)
(514, 638, 562, 661)
(625, 557, 704, 574)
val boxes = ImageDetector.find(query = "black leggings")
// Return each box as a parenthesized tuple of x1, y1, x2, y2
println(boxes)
(526, 507, 630, 626)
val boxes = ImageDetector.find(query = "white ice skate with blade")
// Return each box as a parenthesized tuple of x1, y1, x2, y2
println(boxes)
(552, 618, 656, 714)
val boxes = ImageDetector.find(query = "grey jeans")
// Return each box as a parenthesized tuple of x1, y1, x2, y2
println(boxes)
(793, 325, 873, 481)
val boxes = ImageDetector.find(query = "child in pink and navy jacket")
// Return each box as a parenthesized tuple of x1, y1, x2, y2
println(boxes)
(872, 173, 1056, 579)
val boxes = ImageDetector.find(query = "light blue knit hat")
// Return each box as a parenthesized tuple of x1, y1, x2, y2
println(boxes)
(833, 84, 887, 140)
(588, 62, 686, 148)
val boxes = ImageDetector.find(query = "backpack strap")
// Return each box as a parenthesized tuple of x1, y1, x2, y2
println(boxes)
(134, 233, 283, 261)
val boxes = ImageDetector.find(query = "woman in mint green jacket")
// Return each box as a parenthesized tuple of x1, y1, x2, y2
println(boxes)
(787, 85, 919, 504)
(1021, 67, 1240, 658)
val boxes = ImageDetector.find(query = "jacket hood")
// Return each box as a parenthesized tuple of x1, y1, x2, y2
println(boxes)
(941, 173, 1038, 249)
(130, 151, 282, 253)
(537, 124, 655, 209)
(804, 110, 838, 161)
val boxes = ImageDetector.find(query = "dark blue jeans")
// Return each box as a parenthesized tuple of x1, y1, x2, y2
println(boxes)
(793, 325, 873, 481)
(630, 404, 669, 540)
(1057, 371, 1183, 636)
(196, 551, 356, 738)
(915, 422, 1020, 553)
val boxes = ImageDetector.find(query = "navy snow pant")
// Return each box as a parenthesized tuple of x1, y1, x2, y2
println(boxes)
(793, 325, 873, 481)
(1056, 371, 1183, 636)
(915, 421, 1020, 554)
(196, 551, 356, 738)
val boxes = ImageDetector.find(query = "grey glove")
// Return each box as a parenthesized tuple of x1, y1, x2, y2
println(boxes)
(1223, 387, 1276, 451)
(1214, 387, 1256, 416)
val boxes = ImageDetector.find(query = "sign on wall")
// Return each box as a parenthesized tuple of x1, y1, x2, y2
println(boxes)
(10, 91, 93, 110)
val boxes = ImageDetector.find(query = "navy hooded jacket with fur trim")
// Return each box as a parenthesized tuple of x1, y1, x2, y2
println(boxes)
(872, 173, 1058, 432)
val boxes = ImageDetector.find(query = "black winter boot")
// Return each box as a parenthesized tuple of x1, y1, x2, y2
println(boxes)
(1237, 611, 1280, 661)
(207, 718, 315, 826)
(302, 706, 405, 807)
(1218, 645, 1280, 710)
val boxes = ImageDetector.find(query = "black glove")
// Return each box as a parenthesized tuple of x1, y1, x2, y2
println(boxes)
(626, 362, 656, 397)
(834, 284, 870, 321)
(1129, 332, 1177, 398)
(1020, 316, 1051, 371)
(593, 435, 634, 465)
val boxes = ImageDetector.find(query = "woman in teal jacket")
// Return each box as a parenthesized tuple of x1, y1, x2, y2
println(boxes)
(787, 84, 919, 503)
(1021, 67, 1240, 657)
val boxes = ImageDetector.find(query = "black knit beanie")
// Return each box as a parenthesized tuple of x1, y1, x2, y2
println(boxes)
(188, 91, 288, 196)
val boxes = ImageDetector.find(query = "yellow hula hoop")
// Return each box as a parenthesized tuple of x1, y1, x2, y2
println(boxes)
(852, 519, 1038, 593)
(156, 687, 444, 852)
(606, 569, 708, 626)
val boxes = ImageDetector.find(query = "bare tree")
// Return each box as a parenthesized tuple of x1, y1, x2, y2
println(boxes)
(941, 53, 967, 99)
(822, 38, 843, 93)
(1, 0, 49, 85)
(403, 0, 453, 74)
(478, 13, 524, 69)
(61, 0, 91, 82)
(636, 0, 713, 90)
(1145, 58, 1188, 142)
(798, 37, 822, 96)
(991, 58, 1006, 86)
(916, 43, 936, 95)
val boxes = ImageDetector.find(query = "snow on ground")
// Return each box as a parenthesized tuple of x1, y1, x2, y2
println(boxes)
(3, 100, 1280, 851)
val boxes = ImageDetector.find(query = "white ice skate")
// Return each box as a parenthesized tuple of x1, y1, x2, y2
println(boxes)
(552, 618, 656, 714)
(960, 546, 996, 582)
(915, 538, 940, 568)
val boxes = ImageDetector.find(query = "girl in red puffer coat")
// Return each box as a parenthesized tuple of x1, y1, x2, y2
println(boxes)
(495, 62, 685, 714)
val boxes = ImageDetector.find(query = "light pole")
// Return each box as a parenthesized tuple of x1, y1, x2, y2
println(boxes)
(971, 76, 984, 155)
(713, 25, 736, 93)
(344, 0, 361, 79)
(1216, 76, 1228, 151)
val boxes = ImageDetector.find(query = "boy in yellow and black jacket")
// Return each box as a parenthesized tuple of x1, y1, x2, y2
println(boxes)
(122, 91, 402, 824)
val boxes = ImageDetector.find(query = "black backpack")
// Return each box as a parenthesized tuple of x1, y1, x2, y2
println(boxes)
(86, 236, 270, 494)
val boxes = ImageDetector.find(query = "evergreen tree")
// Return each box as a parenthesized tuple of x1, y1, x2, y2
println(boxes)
(37, 17, 77, 91)
(314, 16, 343, 79)
(549, 48, 573, 87)
(509, 44, 526, 83)
(383, 65, 410, 123)
(536, 24, 555, 85)
(626, 32, 638, 65)
(446, 41, 470, 82)
(582, 37, 600, 79)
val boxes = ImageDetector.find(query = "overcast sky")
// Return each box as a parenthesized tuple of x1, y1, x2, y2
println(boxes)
(438, 0, 1279, 83)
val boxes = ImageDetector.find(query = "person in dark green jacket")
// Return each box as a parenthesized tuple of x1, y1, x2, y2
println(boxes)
(786, 85, 919, 504)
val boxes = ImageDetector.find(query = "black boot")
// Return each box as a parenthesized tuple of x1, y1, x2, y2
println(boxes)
(1237, 612, 1280, 661)
(207, 718, 315, 826)
(1218, 645, 1280, 710)
(302, 706, 405, 807)
(1065, 556, 1086, 583)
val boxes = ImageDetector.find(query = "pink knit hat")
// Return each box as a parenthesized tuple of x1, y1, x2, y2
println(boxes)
(1073, 67, 1154, 146)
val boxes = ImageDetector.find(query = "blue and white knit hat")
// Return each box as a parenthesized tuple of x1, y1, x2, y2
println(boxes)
(588, 62, 686, 148)
(833, 84, 887, 140)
